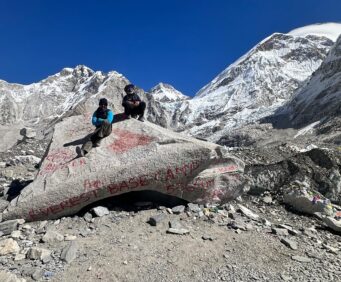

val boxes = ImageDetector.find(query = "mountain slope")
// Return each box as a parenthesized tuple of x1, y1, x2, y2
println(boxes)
(144, 24, 341, 143)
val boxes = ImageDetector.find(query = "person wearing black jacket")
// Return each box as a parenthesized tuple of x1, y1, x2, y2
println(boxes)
(122, 84, 146, 122)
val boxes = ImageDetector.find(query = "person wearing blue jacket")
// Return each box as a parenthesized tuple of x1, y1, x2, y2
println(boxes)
(81, 98, 114, 156)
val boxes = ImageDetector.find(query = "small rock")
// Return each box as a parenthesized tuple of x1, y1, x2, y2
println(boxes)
(0, 238, 20, 255)
(14, 253, 26, 261)
(167, 228, 190, 235)
(87, 266, 92, 271)
(278, 224, 300, 236)
(280, 274, 292, 281)
(83, 212, 93, 222)
(322, 216, 341, 233)
(237, 204, 259, 220)
(280, 238, 298, 250)
(228, 221, 247, 231)
(0, 270, 26, 282)
(172, 205, 185, 214)
(322, 243, 339, 254)
(54, 219, 61, 225)
(11, 230, 22, 239)
(148, 214, 166, 226)
(21, 224, 32, 230)
(61, 241, 78, 263)
(123, 260, 128, 265)
(27, 247, 51, 261)
(91, 206, 109, 217)
(187, 203, 201, 213)
(202, 235, 214, 241)
(272, 228, 289, 236)
(291, 256, 311, 263)
(262, 196, 273, 204)
(16, 219, 25, 225)
(169, 220, 183, 229)
(0, 220, 19, 235)
(166, 208, 173, 214)
(0, 162, 6, 168)
(2, 169, 13, 178)
(42, 231, 64, 243)
(64, 235, 77, 241)
(261, 218, 272, 227)
(32, 269, 44, 281)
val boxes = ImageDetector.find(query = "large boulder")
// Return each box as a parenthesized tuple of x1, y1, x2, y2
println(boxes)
(2, 115, 248, 221)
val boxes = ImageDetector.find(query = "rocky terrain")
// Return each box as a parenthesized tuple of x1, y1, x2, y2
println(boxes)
(0, 124, 340, 281)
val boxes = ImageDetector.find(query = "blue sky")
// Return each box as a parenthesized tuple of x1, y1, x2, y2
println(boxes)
(0, 0, 341, 96)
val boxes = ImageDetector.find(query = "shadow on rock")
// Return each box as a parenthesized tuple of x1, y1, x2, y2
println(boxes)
(78, 190, 188, 215)
(6, 179, 33, 201)
(63, 134, 92, 147)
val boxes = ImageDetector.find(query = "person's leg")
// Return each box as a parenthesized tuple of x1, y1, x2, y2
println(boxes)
(122, 101, 134, 117)
(137, 101, 146, 121)
(100, 120, 112, 138)
(92, 121, 112, 146)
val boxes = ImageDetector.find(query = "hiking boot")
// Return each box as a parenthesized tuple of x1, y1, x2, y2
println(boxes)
(138, 116, 145, 122)
(132, 114, 138, 119)
(93, 140, 102, 147)
(125, 114, 131, 119)
(77, 146, 86, 157)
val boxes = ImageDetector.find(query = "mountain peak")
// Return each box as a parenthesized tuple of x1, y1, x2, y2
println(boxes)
(288, 22, 341, 42)
(149, 83, 189, 102)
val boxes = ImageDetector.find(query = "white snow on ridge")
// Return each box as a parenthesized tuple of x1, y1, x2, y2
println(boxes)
(149, 83, 189, 102)
(288, 23, 341, 41)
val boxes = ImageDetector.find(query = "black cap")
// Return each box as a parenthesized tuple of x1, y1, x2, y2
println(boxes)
(124, 84, 135, 94)
(99, 98, 108, 106)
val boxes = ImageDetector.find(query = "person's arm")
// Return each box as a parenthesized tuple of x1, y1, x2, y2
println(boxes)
(135, 94, 141, 102)
(92, 111, 103, 126)
(92, 112, 98, 126)
(107, 110, 114, 123)
(122, 95, 128, 106)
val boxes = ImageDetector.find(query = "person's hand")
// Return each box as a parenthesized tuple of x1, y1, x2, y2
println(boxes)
(134, 101, 140, 106)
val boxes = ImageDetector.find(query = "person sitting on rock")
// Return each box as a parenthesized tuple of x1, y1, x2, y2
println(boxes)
(80, 98, 114, 156)
(122, 84, 146, 122)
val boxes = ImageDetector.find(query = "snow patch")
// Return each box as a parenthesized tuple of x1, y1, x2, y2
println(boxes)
(294, 121, 321, 138)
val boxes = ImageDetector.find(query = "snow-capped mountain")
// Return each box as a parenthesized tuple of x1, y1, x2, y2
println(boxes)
(149, 83, 189, 103)
(145, 83, 190, 129)
(282, 33, 341, 144)
(146, 23, 341, 143)
(0, 65, 134, 126)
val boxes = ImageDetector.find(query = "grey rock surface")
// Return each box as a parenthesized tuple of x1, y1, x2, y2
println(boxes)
(42, 230, 64, 243)
(237, 204, 259, 220)
(280, 238, 298, 250)
(0, 238, 20, 255)
(91, 206, 109, 217)
(61, 241, 78, 263)
(27, 247, 51, 261)
(0, 270, 26, 282)
(0, 220, 18, 235)
(171, 205, 185, 214)
(148, 214, 166, 226)
(3, 116, 247, 221)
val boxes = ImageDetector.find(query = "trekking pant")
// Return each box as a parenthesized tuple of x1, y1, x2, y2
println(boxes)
(82, 120, 112, 153)
(122, 101, 146, 117)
